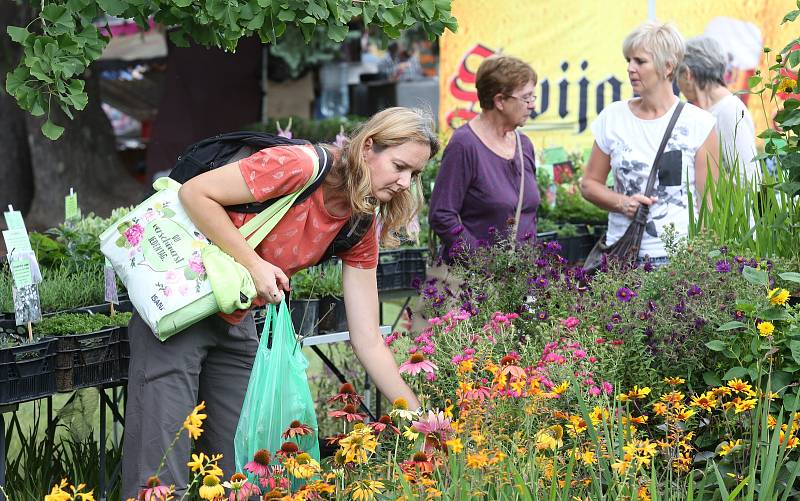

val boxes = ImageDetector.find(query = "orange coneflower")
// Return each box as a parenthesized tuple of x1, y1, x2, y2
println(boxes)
(326, 383, 362, 406)
(328, 404, 366, 423)
(282, 420, 313, 439)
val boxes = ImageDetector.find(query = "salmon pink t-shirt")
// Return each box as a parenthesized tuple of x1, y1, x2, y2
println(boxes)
(219, 144, 378, 324)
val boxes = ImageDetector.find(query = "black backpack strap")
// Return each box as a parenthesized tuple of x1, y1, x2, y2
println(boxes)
(317, 214, 375, 265)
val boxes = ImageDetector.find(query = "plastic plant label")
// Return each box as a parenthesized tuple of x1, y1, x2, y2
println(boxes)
(4, 210, 25, 231)
(2, 229, 32, 253)
(10, 259, 32, 288)
(65, 192, 79, 221)
(13, 284, 42, 326)
(105, 264, 119, 304)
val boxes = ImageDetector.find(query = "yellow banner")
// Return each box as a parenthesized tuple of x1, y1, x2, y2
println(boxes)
(439, 0, 796, 153)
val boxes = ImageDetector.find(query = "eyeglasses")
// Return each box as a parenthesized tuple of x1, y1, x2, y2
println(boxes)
(504, 94, 537, 105)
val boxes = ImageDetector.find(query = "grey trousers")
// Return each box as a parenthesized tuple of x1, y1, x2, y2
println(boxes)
(121, 311, 258, 500)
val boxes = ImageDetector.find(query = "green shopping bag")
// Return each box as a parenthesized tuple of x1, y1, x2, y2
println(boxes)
(234, 301, 320, 477)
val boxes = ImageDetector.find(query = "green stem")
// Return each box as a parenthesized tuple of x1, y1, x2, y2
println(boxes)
(154, 428, 185, 479)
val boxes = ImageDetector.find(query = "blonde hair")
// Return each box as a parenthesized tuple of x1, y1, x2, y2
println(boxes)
(328, 107, 439, 248)
(475, 55, 537, 110)
(623, 20, 685, 81)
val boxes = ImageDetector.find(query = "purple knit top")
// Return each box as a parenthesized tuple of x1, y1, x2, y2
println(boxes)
(429, 123, 540, 261)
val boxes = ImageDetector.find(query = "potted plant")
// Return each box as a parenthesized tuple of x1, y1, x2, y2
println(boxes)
(33, 311, 132, 392)
(289, 268, 322, 338)
(317, 264, 347, 333)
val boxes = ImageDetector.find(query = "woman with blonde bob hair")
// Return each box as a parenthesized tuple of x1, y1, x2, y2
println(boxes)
(122, 107, 437, 499)
(580, 21, 719, 266)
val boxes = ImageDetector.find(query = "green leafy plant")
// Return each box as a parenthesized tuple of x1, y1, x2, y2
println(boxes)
(5, 0, 457, 139)
(0, 263, 108, 314)
(34, 312, 131, 337)
(316, 263, 343, 298)
(291, 267, 324, 300)
(703, 263, 800, 412)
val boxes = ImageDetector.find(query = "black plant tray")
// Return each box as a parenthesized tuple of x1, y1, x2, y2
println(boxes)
(55, 327, 126, 392)
(0, 337, 57, 405)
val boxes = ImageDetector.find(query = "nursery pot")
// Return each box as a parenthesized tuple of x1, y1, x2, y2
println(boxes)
(318, 296, 348, 333)
(289, 299, 320, 338)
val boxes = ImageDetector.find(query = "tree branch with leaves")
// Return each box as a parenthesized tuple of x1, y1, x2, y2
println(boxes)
(5, 0, 457, 139)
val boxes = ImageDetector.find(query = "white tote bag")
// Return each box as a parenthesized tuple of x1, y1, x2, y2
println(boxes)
(100, 147, 322, 340)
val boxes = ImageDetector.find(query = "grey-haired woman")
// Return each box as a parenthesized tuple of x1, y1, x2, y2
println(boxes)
(677, 36, 758, 182)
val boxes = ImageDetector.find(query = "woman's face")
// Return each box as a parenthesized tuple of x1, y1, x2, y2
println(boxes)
(676, 69, 698, 104)
(364, 139, 431, 202)
(627, 48, 669, 94)
(499, 80, 537, 127)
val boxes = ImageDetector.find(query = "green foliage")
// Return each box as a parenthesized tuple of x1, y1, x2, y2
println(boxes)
(5, 398, 122, 501)
(316, 263, 343, 298)
(689, 160, 800, 261)
(0, 263, 108, 314)
(6, 0, 457, 139)
(291, 266, 324, 299)
(34, 311, 131, 336)
(269, 25, 358, 79)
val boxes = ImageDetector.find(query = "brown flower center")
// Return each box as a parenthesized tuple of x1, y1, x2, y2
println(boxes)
(410, 352, 425, 363)
(280, 442, 299, 454)
(412, 452, 429, 462)
(342, 404, 357, 414)
(230, 473, 247, 482)
(254, 449, 271, 465)
(145, 476, 161, 488)
(289, 420, 302, 428)
(378, 415, 393, 425)
(339, 383, 356, 394)
(500, 355, 515, 366)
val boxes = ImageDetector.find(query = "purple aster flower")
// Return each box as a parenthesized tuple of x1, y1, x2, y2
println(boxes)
(616, 287, 636, 302)
(537, 310, 549, 321)
(715, 260, 731, 273)
(535, 258, 548, 268)
(534, 276, 549, 288)
(411, 276, 423, 290)
(647, 300, 657, 312)
(611, 312, 622, 324)
(422, 285, 438, 298)
(475, 292, 488, 303)
(643, 261, 654, 272)
(687, 284, 703, 297)
(674, 300, 686, 314)
(605, 323, 614, 332)
(719, 245, 728, 255)
(733, 310, 745, 320)
(545, 241, 562, 254)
